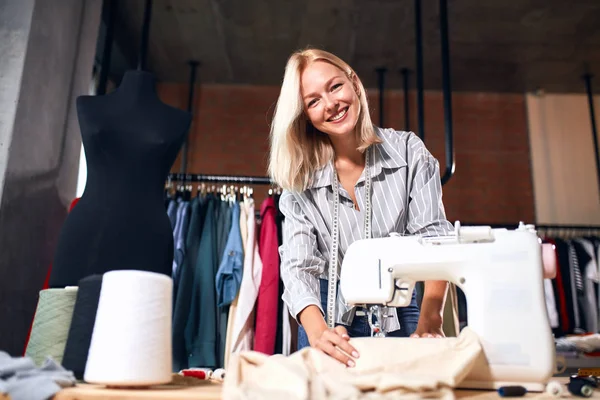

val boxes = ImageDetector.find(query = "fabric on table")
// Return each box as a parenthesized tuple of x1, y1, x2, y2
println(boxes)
(0, 351, 75, 400)
(224, 327, 481, 399)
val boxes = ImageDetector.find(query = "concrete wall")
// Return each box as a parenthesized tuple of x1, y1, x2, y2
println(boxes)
(0, 0, 101, 356)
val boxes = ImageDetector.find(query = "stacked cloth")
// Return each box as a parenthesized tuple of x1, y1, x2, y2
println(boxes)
(223, 327, 482, 399)
(556, 334, 600, 356)
(0, 351, 75, 400)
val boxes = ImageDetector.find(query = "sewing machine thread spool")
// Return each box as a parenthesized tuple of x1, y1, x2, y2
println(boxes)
(213, 368, 226, 381)
(498, 386, 527, 397)
(546, 381, 564, 397)
(568, 376, 596, 397)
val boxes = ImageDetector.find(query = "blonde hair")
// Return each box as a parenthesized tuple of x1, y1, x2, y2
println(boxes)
(268, 48, 381, 192)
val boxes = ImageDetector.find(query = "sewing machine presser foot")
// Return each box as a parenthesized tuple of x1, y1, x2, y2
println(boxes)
(367, 305, 390, 337)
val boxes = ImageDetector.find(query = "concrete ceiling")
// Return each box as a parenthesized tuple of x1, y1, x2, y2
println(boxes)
(109, 0, 600, 93)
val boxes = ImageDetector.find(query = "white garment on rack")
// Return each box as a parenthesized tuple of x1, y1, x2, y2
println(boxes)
(231, 198, 263, 353)
(281, 303, 291, 356)
(574, 238, 599, 333)
(544, 279, 559, 328)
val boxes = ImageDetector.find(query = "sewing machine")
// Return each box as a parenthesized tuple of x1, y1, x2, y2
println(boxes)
(339, 221, 555, 392)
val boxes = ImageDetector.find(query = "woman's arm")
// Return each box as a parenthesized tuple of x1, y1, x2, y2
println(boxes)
(279, 192, 359, 365)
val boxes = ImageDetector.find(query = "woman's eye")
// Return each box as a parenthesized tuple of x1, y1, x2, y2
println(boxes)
(331, 83, 342, 91)
(308, 99, 318, 107)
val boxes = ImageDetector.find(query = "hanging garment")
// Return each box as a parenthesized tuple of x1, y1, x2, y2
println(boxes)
(224, 201, 248, 369)
(214, 200, 233, 368)
(185, 196, 220, 368)
(553, 238, 575, 334)
(254, 197, 280, 355)
(216, 202, 243, 307)
(544, 279, 559, 328)
(172, 195, 208, 371)
(568, 242, 587, 333)
(172, 200, 191, 299)
(273, 194, 286, 355)
(167, 198, 178, 231)
(231, 198, 263, 354)
(224, 328, 482, 399)
(574, 238, 599, 333)
(216, 202, 243, 367)
(281, 303, 292, 356)
(217, 202, 233, 266)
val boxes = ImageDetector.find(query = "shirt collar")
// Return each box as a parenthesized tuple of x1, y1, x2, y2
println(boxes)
(307, 126, 407, 189)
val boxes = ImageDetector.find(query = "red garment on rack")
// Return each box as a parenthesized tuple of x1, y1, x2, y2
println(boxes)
(23, 197, 81, 355)
(546, 238, 569, 333)
(253, 197, 280, 354)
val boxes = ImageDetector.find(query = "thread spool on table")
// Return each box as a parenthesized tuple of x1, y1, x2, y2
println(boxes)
(546, 381, 564, 397)
(62, 275, 103, 380)
(26, 287, 78, 365)
(84, 270, 172, 387)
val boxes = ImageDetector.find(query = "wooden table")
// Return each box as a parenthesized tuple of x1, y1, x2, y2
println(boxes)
(53, 377, 600, 400)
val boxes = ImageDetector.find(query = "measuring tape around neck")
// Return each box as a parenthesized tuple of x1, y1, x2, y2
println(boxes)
(327, 146, 372, 329)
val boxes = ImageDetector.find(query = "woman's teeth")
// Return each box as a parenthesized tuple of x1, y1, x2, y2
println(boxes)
(329, 108, 347, 121)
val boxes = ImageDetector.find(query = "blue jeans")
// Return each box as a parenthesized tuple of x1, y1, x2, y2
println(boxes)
(297, 279, 420, 349)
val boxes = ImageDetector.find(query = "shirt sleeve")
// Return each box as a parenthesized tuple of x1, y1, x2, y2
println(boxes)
(405, 134, 454, 236)
(278, 191, 326, 322)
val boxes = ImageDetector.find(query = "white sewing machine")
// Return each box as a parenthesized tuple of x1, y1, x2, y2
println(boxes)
(339, 221, 555, 392)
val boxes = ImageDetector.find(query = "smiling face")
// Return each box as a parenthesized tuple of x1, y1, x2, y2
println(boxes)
(300, 60, 361, 139)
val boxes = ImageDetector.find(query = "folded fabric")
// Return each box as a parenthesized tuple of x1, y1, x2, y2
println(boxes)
(0, 351, 75, 400)
(224, 327, 482, 399)
(557, 334, 600, 353)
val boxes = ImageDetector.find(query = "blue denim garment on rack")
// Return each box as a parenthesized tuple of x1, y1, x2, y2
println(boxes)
(215, 202, 243, 307)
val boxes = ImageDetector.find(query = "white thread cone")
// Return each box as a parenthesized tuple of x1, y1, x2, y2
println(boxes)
(84, 270, 172, 386)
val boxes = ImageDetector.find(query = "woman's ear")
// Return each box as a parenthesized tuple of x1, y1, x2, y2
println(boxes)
(351, 74, 360, 96)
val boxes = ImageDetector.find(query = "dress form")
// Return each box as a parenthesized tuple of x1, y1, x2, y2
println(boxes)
(50, 70, 191, 287)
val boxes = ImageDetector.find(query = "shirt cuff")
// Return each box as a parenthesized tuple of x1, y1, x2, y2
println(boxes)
(289, 295, 324, 324)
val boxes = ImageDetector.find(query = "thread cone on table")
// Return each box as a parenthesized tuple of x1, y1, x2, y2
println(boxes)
(25, 287, 78, 365)
(62, 274, 103, 379)
(84, 270, 173, 386)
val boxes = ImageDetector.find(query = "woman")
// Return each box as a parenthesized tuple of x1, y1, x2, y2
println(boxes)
(268, 48, 453, 368)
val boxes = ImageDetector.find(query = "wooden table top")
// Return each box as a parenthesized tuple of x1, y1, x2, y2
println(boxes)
(52, 377, 600, 400)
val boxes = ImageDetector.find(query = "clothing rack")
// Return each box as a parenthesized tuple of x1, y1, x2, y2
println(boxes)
(167, 173, 274, 185)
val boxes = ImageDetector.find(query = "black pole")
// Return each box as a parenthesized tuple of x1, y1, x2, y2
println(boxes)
(583, 73, 600, 197)
(400, 68, 410, 131)
(376, 67, 387, 127)
(181, 61, 199, 174)
(96, 0, 116, 95)
(414, 0, 425, 142)
(439, 0, 455, 185)
(137, 0, 153, 71)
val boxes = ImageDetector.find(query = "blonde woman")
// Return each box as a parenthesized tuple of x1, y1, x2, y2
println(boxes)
(268, 48, 453, 367)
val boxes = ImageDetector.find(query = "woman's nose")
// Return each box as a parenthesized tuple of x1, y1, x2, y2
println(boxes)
(323, 94, 337, 111)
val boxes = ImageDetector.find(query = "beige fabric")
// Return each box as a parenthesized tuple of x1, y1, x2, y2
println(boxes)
(442, 284, 460, 337)
(224, 327, 482, 399)
(224, 202, 249, 369)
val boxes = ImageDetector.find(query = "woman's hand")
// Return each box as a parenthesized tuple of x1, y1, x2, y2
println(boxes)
(308, 325, 360, 367)
(410, 313, 445, 338)
(411, 280, 447, 338)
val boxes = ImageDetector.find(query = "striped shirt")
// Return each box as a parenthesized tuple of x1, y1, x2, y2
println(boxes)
(278, 127, 454, 331)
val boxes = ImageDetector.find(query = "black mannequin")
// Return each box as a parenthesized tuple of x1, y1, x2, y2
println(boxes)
(50, 70, 192, 287)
